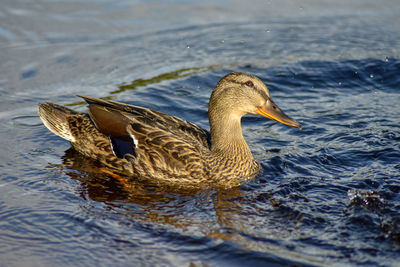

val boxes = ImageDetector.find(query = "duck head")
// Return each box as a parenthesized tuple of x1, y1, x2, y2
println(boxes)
(209, 72, 301, 129)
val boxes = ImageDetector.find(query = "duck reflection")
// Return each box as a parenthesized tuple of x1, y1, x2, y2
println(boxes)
(52, 148, 315, 264)
(58, 148, 247, 230)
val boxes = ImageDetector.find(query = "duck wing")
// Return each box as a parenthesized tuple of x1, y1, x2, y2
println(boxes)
(79, 95, 209, 141)
(79, 95, 210, 147)
(78, 95, 211, 176)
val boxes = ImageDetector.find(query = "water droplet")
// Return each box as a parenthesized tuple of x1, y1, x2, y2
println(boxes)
(370, 74, 374, 78)
(338, 82, 342, 86)
(186, 45, 190, 49)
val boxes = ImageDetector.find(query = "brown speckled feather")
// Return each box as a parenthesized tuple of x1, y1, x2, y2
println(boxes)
(78, 95, 213, 185)
(39, 97, 214, 186)
(80, 95, 211, 147)
(38, 102, 134, 175)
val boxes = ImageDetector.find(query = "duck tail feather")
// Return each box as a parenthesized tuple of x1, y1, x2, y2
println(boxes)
(38, 102, 77, 142)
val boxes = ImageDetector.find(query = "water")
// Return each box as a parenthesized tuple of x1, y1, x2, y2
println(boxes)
(1, 1, 400, 266)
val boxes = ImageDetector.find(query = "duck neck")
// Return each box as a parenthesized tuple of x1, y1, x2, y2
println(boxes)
(209, 113, 253, 161)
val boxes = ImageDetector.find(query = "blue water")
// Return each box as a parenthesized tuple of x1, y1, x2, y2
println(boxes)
(1, 1, 400, 266)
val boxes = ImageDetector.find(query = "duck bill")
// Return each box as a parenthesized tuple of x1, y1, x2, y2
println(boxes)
(255, 99, 301, 129)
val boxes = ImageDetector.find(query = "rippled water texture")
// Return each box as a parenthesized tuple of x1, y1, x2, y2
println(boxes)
(1, 1, 400, 266)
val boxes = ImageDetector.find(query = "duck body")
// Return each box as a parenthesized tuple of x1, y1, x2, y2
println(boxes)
(39, 72, 300, 188)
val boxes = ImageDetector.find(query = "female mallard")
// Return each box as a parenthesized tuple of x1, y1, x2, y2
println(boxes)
(39, 72, 300, 188)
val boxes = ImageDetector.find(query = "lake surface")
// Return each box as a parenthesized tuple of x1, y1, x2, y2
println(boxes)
(1, 1, 400, 266)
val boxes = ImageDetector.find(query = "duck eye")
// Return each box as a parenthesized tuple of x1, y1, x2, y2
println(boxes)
(245, 80, 254, 87)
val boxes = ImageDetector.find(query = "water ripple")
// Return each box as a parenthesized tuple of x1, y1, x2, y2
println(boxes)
(1, 1, 400, 264)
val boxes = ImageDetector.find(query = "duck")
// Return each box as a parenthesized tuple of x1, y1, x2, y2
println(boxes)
(38, 72, 301, 188)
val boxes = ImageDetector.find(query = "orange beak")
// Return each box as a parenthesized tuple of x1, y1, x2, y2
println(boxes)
(255, 99, 301, 129)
